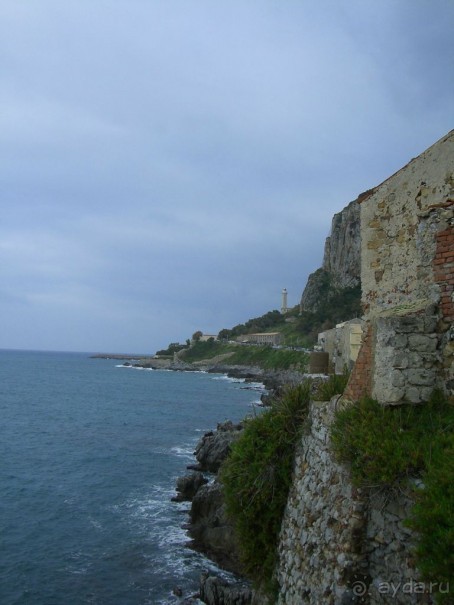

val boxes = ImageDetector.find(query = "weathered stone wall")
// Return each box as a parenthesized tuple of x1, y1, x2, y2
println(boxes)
(371, 307, 441, 404)
(277, 399, 368, 605)
(346, 130, 454, 402)
(276, 398, 428, 605)
(360, 131, 453, 315)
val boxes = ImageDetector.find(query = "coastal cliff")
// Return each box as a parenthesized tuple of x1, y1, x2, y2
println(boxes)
(300, 199, 361, 313)
(175, 132, 454, 605)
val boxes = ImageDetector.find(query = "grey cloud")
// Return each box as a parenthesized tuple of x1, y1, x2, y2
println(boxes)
(1, 0, 452, 352)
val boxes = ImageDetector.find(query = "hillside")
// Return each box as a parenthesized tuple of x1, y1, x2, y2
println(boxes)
(155, 199, 362, 370)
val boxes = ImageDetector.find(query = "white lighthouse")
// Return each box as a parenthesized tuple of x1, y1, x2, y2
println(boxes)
(281, 288, 288, 314)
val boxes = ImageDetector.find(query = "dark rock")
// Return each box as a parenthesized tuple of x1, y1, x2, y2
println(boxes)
(189, 482, 241, 574)
(194, 421, 243, 473)
(186, 463, 203, 471)
(199, 573, 253, 605)
(172, 472, 208, 502)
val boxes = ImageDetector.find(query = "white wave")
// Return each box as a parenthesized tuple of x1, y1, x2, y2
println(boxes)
(240, 382, 266, 391)
(170, 444, 196, 459)
(88, 516, 103, 531)
(115, 364, 153, 371)
(251, 399, 264, 407)
(211, 375, 245, 383)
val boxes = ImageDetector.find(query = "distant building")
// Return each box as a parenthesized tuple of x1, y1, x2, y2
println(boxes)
(281, 288, 289, 314)
(199, 334, 218, 342)
(238, 332, 282, 346)
(317, 319, 363, 374)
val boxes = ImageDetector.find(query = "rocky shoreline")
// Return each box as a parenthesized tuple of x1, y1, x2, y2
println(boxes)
(171, 419, 261, 605)
(168, 367, 319, 605)
(133, 356, 310, 402)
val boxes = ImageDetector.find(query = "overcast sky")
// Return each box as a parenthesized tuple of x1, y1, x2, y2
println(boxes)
(1, 1, 453, 353)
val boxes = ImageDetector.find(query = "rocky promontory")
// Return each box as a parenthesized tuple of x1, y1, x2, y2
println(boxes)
(176, 420, 244, 573)
(190, 420, 243, 474)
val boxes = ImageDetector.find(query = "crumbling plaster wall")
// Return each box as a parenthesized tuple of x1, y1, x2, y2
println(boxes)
(361, 131, 453, 316)
(346, 131, 454, 402)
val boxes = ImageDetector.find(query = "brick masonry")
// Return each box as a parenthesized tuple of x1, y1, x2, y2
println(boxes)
(434, 225, 454, 323)
(344, 323, 374, 402)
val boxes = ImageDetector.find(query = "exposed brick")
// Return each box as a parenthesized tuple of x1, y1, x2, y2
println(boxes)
(344, 323, 374, 402)
(433, 225, 454, 321)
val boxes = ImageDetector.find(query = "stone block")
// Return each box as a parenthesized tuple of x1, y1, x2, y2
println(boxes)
(405, 368, 435, 386)
(407, 334, 438, 352)
(405, 387, 422, 403)
(373, 379, 405, 403)
(393, 351, 409, 368)
(391, 370, 405, 387)
(424, 315, 439, 332)
(394, 334, 409, 348)
(419, 386, 434, 402)
(396, 316, 425, 333)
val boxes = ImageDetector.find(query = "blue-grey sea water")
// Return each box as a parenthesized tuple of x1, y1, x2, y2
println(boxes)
(0, 350, 264, 605)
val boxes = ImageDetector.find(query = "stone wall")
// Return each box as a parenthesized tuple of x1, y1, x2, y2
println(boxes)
(371, 307, 440, 404)
(360, 131, 453, 315)
(276, 398, 429, 605)
(346, 130, 454, 402)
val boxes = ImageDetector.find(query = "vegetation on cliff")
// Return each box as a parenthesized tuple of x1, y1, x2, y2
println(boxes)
(331, 391, 454, 602)
(218, 376, 345, 597)
(220, 382, 312, 596)
(216, 282, 361, 348)
(218, 310, 285, 341)
(297, 280, 361, 343)
(180, 339, 309, 371)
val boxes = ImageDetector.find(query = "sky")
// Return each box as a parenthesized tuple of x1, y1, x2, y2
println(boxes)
(1, 1, 453, 354)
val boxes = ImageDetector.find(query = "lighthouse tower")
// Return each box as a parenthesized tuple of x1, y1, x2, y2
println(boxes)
(281, 288, 288, 314)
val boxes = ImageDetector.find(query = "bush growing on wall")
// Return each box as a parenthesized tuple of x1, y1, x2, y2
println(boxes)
(407, 427, 454, 602)
(331, 391, 454, 602)
(220, 382, 312, 595)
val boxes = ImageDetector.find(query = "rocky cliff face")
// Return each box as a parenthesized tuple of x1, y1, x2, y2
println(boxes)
(300, 199, 361, 312)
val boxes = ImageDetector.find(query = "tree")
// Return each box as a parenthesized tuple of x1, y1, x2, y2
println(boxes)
(192, 330, 203, 342)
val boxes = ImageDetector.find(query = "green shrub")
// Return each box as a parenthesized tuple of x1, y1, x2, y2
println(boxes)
(313, 370, 350, 401)
(228, 346, 309, 371)
(220, 382, 312, 595)
(407, 431, 454, 601)
(331, 392, 453, 488)
(331, 391, 454, 601)
(179, 339, 234, 361)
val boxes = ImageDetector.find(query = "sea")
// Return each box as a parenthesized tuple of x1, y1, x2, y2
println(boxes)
(0, 349, 265, 605)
